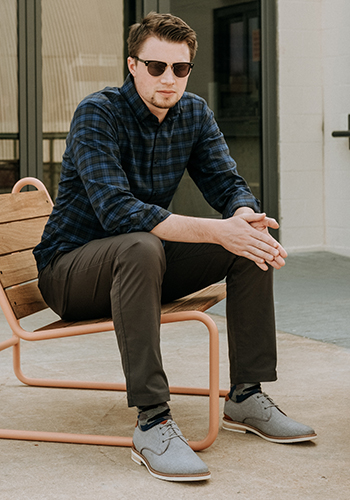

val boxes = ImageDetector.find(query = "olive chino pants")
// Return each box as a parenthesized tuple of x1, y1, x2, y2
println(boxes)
(38, 232, 277, 407)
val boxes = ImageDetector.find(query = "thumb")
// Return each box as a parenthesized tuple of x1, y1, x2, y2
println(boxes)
(238, 212, 266, 223)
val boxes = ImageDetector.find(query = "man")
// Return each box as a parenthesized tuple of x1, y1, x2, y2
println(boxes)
(34, 12, 317, 482)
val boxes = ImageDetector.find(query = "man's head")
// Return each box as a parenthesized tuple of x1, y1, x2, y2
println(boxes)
(127, 12, 198, 62)
(127, 13, 198, 122)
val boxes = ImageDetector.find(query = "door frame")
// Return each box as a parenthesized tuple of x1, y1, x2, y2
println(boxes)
(261, 0, 278, 224)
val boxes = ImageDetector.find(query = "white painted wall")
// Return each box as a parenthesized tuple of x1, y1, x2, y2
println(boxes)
(322, 0, 350, 257)
(278, 0, 350, 257)
(277, 0, 324, 252)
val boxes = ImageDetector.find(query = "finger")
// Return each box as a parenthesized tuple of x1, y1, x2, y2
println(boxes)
(250, 230, 281, 253)
(241, 250, 269, 271)
(238, 212, 266, 224)
(242, 234, 286, 270)
(242, 242, 279, 264)
(250, 217, 278, 231)
(256, 261, 269, 271)
(269, 255, 286, 269)
(264, 217, 280, 230)
(277, 244, 288, 258)
(258, 232, 286, 255)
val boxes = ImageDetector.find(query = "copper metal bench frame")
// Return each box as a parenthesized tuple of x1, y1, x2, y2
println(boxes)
(0, 177, 227, 450)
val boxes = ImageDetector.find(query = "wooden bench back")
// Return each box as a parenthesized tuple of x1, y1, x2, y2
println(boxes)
(0, 189, 52, 319)
(0, 180, 227, 325)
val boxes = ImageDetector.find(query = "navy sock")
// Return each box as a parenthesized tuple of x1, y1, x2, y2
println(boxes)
(229, 383, 261, 403)
(137, 402, 172, 431)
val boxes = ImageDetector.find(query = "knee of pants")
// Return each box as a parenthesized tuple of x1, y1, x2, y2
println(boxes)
(114, 232, 166, 279)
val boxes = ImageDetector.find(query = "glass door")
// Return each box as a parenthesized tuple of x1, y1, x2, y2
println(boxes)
(214, 1, 261, 201)
(41, 0, 125, 198)
(168, 0, 262, 217)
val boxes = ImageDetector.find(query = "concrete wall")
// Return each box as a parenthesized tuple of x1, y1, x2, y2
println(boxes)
(278, 0, 350, 257)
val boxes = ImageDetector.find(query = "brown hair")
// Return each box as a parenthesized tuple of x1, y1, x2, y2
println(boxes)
(127, 12, 198, 61)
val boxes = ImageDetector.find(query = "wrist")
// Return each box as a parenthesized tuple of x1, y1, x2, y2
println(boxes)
(234, 206, 255, 216)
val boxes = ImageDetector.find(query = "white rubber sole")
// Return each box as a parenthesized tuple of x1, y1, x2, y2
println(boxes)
(222, 418, 318, 444)
(131, 447, 211, 482)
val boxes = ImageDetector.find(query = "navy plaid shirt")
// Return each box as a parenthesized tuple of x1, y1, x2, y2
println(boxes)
(34, 74, 259, 272)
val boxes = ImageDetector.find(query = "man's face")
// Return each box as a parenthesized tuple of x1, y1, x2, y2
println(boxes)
(128, 37, 191, 122)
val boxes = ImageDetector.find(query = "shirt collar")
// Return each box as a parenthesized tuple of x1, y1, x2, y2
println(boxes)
(120, 74, 182, 124)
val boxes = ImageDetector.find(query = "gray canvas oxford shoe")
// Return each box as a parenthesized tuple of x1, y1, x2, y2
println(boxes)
(132, 418, 211, 481)
(223, 392, 317, 443)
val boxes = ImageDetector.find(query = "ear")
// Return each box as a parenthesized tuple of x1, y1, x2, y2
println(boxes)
(127, 56, 136, 76)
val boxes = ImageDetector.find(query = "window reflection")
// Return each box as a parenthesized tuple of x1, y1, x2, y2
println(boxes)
(214, 2, 261, 200)
(0, 0, 18, 193)
(41, 0, 124, 198)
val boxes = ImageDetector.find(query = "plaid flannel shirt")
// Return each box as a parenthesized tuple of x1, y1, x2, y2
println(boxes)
(34, 74, 259, 272)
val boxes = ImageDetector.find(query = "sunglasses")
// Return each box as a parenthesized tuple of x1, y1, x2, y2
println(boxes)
(134, 56, 194, 78)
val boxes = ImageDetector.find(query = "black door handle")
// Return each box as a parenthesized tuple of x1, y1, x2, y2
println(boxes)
(332, 115, 350, 148)
(332, 131, 350, 137)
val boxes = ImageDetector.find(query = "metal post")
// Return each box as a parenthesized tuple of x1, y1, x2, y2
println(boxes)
(18, 0, 43, 180)
(261, 0, 279, 235)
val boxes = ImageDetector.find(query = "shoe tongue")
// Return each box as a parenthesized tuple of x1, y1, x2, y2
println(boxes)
(161, 419, 168, 424)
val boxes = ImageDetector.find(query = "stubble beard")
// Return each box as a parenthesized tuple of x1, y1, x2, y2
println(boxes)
(151, 92, 179, 110)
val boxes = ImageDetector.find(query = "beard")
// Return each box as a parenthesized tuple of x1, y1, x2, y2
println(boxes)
(150, 92, 179, 110)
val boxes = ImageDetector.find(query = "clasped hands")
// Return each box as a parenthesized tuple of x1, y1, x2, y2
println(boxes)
(225, 208, 288, 271)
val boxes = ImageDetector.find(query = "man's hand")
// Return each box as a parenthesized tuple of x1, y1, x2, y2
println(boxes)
(151, 210, 287, 272)
(233, 208, 287, 270)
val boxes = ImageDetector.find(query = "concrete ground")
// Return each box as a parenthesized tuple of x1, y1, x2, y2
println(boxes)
(0, 252, 349, 499)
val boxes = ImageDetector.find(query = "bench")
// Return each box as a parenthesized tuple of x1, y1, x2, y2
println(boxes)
(0, 177, 227, 450)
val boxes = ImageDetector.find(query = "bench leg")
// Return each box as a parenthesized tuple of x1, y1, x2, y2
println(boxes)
(1, 311, 225, 450)
(161, 311, 220, 451)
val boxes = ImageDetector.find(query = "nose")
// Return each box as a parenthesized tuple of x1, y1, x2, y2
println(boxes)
(160, 65, 176, 84)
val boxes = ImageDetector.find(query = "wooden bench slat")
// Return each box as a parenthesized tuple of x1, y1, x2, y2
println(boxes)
(161, 283, 226, 314)
(5, 281, 48, 319)
(0, 190, 52, 223)
(0, 217, 48, 255)
(35, 317, 113, 332)
(0, 250, 38, 288)
(35, 283, 226, 332)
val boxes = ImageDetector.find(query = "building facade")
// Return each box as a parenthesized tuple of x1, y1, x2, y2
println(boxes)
(1, 0, 349, 256)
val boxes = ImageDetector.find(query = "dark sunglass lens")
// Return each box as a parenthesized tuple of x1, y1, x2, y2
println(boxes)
(173, 63, 191, 77)
(147, 61, 167, 76)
